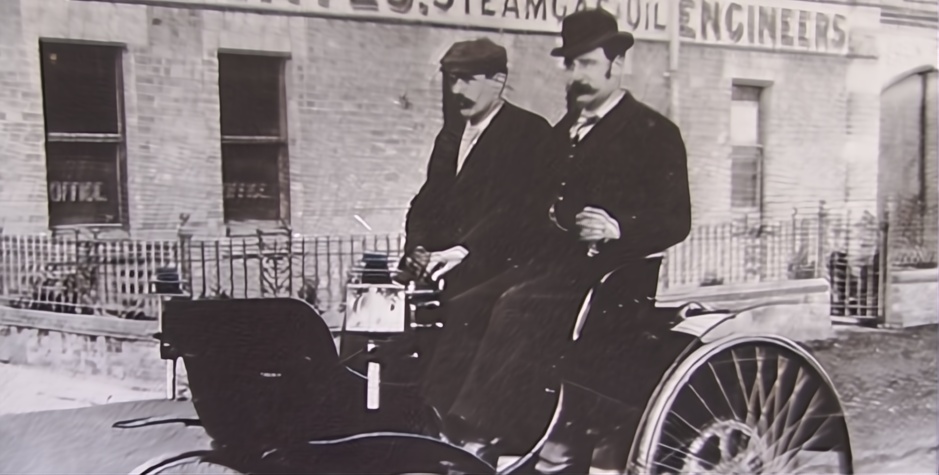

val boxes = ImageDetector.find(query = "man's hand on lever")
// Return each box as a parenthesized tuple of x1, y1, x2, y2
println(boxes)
(395, 246, 432, 285)
(427, 245, 469, 281)
(574, 206, 620, 256)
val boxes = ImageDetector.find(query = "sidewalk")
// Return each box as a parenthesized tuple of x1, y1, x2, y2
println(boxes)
(0, 363, 163, 417)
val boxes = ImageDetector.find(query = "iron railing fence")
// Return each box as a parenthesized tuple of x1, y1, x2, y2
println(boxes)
(0, 207, 933, 323)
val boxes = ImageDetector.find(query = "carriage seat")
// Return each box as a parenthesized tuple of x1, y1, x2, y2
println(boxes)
(159, 298, 364, 449)
(160, 297, 441, 450)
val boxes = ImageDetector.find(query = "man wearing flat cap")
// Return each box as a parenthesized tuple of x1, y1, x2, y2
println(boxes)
(438, 8, 693, 472)
(400, 38, 554, 423)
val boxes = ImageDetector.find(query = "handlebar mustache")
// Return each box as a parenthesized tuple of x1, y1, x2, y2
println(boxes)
(566, 83, 597, 98)
(453, 95, 475, 108)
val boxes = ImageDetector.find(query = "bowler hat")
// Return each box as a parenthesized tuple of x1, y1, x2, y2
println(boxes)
(440, 38, 508, 76)
(551, 8, 634, 59)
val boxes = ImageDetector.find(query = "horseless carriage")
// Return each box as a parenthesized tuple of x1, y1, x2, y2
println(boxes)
(119, 253, 855, 475)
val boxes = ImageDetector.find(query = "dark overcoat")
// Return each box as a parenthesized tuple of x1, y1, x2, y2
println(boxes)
(404, 101, 553, 291)
(531, 91, 693, 282)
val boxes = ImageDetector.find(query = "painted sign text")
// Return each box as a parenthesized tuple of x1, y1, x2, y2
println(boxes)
(48, 181, 108, 203)
(678, 0, 849, 53)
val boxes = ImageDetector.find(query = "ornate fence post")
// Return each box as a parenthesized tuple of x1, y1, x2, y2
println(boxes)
(878, 201, 893, 322)
(175, 213, 193, 298)
(0, 227, 4, 296)
(815, 200, 828, 278)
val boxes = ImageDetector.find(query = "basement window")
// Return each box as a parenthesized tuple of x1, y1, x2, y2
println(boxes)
(218, 53, 290, 224)
(39, 41, 128, 228)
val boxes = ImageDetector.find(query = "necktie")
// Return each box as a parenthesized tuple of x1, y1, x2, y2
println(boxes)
(570, 115, 599, 145)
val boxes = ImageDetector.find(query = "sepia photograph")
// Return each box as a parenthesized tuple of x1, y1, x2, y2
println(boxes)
(0, 0, 936, 473)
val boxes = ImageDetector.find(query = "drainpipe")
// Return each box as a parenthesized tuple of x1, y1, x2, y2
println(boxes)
(667, 0, 681, 126)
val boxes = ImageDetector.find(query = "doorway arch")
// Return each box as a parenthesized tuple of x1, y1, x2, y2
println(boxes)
(879, 65, 938, 266)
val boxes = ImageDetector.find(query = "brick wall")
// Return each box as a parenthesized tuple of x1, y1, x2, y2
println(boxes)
(675, 45, 865, 224)
(0, 0, 883, 238)
(0, 0, 574, 238)
(0, 0, 48, 233)
(879, 28, 938, 83)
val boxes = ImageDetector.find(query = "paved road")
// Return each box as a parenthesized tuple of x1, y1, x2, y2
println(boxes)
(0, 325, 935, 474)
(807, 324, 938, 474)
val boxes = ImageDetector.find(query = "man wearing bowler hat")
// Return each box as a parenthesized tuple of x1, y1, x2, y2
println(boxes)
(400, 38, 554, 417)
(437, 8, 692, 471)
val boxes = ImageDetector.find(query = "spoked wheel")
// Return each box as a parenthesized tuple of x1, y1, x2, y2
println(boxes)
(630, 335, 853, 474)
(129, 451, 245, 475)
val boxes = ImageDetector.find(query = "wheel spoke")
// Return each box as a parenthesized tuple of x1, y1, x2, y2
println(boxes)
(708, 361, 740, 421)
(758, 411, 846, 473)
(652, 458, 685, 474)
(763, 364, 821, 461)
(644, 342, 852, 475)
(732, 348, 751, 409)
(657, 440, 721, 469)
(745, 353, 764, 428)
(756, 366, 813, 459)
(688, 382, 721, 423)
(732, 348, 759, 428)
(771, 441, 841, 474)
(771, 355, 804, 444)
(759, 412, 845, 472)
(753, 349, 785, 438)
(668, 410, 706, 438)
(660, 421, 695, 447)
(776, 383, 831, 457)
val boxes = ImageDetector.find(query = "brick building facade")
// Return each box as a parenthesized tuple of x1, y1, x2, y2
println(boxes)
(0, 0, 905, 240)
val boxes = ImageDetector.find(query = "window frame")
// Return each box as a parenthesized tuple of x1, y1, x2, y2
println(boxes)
(729, 83, 766, 213)
(217, 50, 291, 227)
(39, 39, 129, 230)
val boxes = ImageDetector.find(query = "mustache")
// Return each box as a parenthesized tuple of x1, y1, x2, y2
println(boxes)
(453, 94, 476, 108)
(566, 82, 597, 99)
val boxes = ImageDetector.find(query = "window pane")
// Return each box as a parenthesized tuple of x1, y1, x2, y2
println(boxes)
(731, 147, 761, 209)
(40, 42, 121, 134)
(221, 143, 283, 222)
(730, 101, 759, 144)
(219, 54, 284, 137)
(45, 142, 122, 226)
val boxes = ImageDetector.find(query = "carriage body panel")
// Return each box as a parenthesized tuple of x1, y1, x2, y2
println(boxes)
(138, 257, 854, 475)
(160, 298, 438, 452)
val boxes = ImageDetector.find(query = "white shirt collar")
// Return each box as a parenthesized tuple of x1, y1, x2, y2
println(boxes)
(467, 100, 504, 133)
(457, 100, 504, 174)
(582, 89, 625, 122)
(570, 90, 625, 142)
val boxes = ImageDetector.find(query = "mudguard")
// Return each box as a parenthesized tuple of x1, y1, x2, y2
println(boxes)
(255, 432, 495, 475)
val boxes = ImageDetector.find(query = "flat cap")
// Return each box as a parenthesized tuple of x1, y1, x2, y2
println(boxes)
(440, 38, 508, 76)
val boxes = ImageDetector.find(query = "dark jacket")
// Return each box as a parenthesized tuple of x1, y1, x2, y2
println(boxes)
(531, 91, 693, 280)
(404, 101, 553, 289)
